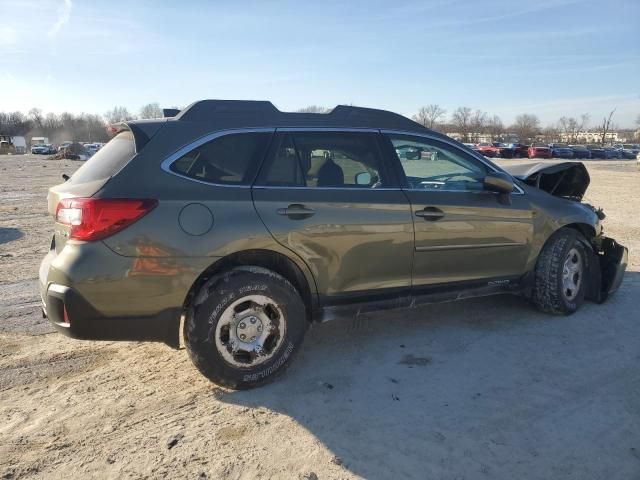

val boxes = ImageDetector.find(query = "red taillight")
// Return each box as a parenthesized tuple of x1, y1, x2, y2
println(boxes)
(56, 198, 158, 241)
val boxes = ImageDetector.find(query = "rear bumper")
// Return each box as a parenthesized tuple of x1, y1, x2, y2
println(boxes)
(38, 240, 208, 348)
(42, 283, 180, 346)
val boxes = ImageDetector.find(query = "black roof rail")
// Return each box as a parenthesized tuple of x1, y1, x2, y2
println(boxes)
(173, 99, 426, 132)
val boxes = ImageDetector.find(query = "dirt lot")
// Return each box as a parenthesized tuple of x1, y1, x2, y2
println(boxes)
(1, 154, 639, 480)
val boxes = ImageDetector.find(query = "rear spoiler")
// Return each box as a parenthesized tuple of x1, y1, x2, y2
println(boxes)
(106, 121, 166, 153)
(163, 108, 180, 118)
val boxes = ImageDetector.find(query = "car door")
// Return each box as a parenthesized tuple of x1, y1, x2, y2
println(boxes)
(381, 132, 534, 289)
(252, 129, 414, 304)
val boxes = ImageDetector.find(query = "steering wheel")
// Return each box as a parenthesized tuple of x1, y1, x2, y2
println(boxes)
(421, 173, 471, 183)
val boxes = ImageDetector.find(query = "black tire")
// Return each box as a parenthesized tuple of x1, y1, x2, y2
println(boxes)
(184, 266, 308, 389)
(532, 228, 590, 315)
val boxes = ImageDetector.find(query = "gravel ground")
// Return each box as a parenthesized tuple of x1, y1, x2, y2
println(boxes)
(1, 154, 639, 480)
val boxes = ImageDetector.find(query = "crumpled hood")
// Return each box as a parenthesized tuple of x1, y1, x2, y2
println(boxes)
(502, 162, 590, 200)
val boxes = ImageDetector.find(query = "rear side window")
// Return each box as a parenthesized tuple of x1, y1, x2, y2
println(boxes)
(70, 132, 136, 184)
(170, 132, 272, 185)
(258, 132, 389, 188)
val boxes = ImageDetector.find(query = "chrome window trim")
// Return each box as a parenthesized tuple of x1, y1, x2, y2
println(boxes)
(381, 129, 525, 195)
(160, 128, 275, 188)
(252, 185, 402, 192)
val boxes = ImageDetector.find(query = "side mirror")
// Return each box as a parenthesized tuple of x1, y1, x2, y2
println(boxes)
(484, 171, 514, 194)
(355, 171, 372, 185)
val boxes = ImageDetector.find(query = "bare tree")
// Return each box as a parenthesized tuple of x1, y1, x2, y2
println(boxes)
(451, 107, 473, 142)
(557, 114, 589, 143)
(28, 108, 44, 130)
(412, 104, 446, 129)
(469, 109, 488, 142)
(0, 111, 32, 136)
(486, 115, 504, 138)
(510, 114, 540, 143)
(139, 102, 163, 119)
(296, 106, 330, 113)
(541, 126, 560, 143)
(598, 108, 616, 145)
(42, 112, 61, 139)
(104, 106, 136, 124)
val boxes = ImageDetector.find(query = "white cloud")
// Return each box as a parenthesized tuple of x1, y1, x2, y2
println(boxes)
(48, 0, 73, 38)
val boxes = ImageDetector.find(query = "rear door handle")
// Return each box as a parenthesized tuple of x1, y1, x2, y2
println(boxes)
(277, 204, 315, 218)
(415, 207, 445, 221)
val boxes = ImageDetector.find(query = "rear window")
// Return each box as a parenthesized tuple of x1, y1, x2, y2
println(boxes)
(170, 132, 272, 185)
(69, 132, 136, 184)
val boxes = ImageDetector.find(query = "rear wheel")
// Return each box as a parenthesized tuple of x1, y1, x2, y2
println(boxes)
(184, 267, 308, 389)
(532, 228, 590, 315)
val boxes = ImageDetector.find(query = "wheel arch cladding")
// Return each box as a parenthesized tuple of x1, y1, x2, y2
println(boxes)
(181, 249, 316, 322)
(562, 222, 596, 242)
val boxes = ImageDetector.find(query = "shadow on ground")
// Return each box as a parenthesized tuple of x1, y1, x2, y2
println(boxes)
(0, 227, 24, 246)
(220, 273, 640, 479)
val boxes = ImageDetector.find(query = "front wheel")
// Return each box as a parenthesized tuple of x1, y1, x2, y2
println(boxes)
(184, 267, 308, 389)
(532, 228, 590, 315)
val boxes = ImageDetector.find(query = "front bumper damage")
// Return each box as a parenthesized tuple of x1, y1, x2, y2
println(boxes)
(587, 237, 628, 303)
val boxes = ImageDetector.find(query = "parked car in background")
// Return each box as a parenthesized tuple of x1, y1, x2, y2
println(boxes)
(463, 143, 482, 154)
(603, 147, 621, 159)
(508, 143, 529, 158)
(586, 145, 606, 159)
(492, 142, 515, 158)
(528, 143, 552, 159)
(476, 142, 500, 157)
(31, 144, 53, 154)
(614, 144, 640, 159)
(569, 145, 592, 159)
(84, 144, 101, 156)
(549, 143, 574, 159)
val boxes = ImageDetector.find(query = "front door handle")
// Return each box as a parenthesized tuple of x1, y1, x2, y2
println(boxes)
(277, 204, 315, 218)
(415, 207, 445, 221)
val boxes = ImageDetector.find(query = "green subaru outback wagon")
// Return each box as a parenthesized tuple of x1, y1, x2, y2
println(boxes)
(40, 100, 627, 389)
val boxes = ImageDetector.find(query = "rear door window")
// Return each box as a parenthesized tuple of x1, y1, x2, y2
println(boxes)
(170, 132, 272, 185)
(257, 131, 391, 188)
(69, 131, 136, 184)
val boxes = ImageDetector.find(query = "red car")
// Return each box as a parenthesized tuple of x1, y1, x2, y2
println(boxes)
(528, 143, 552, 159)
(475, 142, 500, 157)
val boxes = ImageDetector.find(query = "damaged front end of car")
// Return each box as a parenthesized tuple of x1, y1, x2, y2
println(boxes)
(503, 161, 628, 303)
(585, 236, 628, 303)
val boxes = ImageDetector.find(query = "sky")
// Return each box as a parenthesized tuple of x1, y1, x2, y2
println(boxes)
(0, 0, 639, 128)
